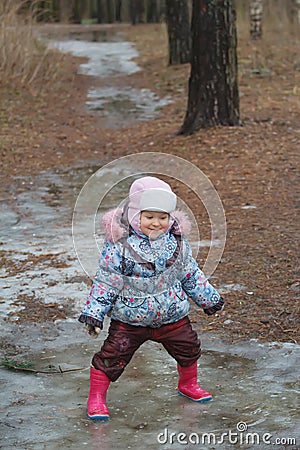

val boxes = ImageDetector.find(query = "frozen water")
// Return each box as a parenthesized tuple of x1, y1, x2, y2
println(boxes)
(86, 87, 172, 121)
(50, 40, 140, 78)
(0, 320, 299, 450)
(0, 167, 299, 449)
(49, 38, 172, 125)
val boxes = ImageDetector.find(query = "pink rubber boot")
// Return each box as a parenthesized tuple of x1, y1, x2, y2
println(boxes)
(87, 366, 110, 420)
(178, 362, 212, 402)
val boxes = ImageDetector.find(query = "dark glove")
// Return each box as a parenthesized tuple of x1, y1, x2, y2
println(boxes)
(203, 297, 224, 316)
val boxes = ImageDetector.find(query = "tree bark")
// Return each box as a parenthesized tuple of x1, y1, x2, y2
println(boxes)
(179, 0, 240, 135)
(129, 0, 145, 24)
(96, 0, 105, 23)
(294, 0, 300, 25)
(249, 0, 263, 39)
(58, 0, 74, 22)
(165, 0, 191, 65)
(115, 0, 122, 21)
(76, 0, 92, 21)
(146, 0, 159, 22)
(106, 0, 115, 23)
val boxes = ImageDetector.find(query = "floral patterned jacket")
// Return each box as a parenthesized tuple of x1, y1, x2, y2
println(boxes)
(79, 209, 224, 329)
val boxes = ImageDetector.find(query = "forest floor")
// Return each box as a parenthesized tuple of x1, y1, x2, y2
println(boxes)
(0, 23, 299, 344)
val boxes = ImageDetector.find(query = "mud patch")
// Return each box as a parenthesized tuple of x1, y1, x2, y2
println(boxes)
(0, 251, 71, 277)
(4, 294, 74, 324)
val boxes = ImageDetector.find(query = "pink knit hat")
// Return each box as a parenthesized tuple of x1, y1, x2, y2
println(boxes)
(127, 176, 177, 233)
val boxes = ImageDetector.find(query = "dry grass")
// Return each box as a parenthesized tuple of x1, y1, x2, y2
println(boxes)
(0, 0, 62, 90)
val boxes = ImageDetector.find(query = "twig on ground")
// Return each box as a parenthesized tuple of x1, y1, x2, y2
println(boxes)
(1, 359, 87, 374)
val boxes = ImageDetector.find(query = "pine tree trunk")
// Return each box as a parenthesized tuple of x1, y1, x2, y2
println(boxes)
(115, 0, 122, 21)
(58, 0, 74, 22)
(165, 0, 191, 65)
(96, 0, 105, 23)
(295, 0, 300, 25)
(249, 0, 263, 39)
(146, 0, 159, 22)
(129, 0, 145, 24)
(179, 0, 240, 135)
(77, 0, 92, 21)
(106, 0, 115, 22)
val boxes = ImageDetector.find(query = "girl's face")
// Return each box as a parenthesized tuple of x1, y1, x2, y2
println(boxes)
(140, 211, 170, 238)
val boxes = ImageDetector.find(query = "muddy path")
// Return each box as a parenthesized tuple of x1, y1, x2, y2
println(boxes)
(1, 24, 300, 450)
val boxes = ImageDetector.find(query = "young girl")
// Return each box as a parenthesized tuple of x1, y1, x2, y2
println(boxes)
(79, 176, 224, 420)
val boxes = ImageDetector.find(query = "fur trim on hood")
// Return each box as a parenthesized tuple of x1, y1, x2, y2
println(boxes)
(101, 208, 192, 243)
(171, 210, 192, 236)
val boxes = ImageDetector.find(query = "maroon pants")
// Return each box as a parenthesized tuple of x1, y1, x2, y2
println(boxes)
(92, 316, 201, 381)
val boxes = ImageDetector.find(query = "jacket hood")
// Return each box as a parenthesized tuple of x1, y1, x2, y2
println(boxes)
(101, 208, 192, 243)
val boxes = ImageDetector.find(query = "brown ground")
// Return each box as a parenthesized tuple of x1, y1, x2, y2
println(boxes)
(1, 23, 299, 344)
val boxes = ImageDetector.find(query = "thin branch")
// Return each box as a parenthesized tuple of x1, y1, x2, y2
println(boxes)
(2, 363, 87, 374)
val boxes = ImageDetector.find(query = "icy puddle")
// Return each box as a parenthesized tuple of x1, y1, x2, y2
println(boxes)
(0, 320, 299, 450)
(51, 40, 140, 78)
(1, 166, 299, 449)
(49, 37, 172, 125)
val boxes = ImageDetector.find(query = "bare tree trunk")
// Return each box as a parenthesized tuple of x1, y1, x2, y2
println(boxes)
(115, 0, 122, 21)
(146, 0, 159, 22)
(165, 0, 191, 65)
(249, 0, 263, 39)
(75, 0, 92, 21)
(96, 0, 105, 23)
(129, 0, 145, 24)
(58, 0, 74, 22)
(179, 0, 240, 135)
(106, 0, 115, 22)
(295, 0, 300, 25)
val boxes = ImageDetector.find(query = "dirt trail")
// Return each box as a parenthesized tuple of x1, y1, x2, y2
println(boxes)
(0, 23, 299, 344)
(0, 21, 299, 450)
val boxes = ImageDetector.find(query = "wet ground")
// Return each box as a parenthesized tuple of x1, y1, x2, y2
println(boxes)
(49, 32, 172, 128)
(1, 157, 299, 450)
(1, 29, 299, 450)
(1, 319, 299, 449)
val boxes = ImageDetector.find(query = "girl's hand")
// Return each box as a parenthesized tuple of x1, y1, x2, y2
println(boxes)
(85, 324, 101, 338)
(203, 297, 224, 315)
